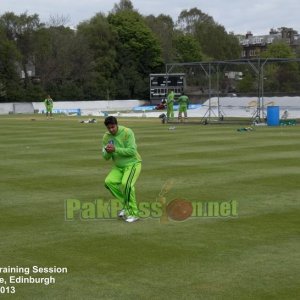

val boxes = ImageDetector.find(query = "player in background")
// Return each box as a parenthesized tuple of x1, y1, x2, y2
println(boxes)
(177, 92, 189, 122)
(44, 95, 53, 118)
(102, 116, 142, 223)
(166, 90, 175, 121)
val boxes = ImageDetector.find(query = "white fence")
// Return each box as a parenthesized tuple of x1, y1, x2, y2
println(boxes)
(0, 102, 34, 114)
(0, 100, 146, 115)
(13, 103, 34, 114)
(1, 98, 300, 118)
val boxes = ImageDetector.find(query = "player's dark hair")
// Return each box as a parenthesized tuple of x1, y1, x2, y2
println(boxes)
(104, 116, 118, 126)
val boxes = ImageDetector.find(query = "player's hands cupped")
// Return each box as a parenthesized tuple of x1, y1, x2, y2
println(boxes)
(105, 144, 115, 153)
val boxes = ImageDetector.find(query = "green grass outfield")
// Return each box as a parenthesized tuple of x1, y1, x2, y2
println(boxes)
(0, 115, 299, 300)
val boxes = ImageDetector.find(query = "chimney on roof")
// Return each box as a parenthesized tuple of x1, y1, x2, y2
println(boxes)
(269, 28, 278, 35)
(245, 31, 253, 39)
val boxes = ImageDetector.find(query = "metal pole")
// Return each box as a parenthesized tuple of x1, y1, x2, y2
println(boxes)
(208, 63, 212, 119)
(261, 58, 268, 119)
(260, 65, 264, 119)
(217, 64, 220, 118)
(257, 58, 261, 120)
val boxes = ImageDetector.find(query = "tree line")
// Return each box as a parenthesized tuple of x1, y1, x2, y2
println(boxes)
(0, 0, 299, 102)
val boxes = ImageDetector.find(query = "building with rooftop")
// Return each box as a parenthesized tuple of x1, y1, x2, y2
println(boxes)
(239, 27, 300, 58)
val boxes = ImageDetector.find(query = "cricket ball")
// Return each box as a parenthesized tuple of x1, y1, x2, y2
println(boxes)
(166, 199, 193, 221)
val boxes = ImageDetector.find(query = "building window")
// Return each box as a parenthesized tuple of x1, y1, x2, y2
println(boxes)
(249, 49, 257, 57)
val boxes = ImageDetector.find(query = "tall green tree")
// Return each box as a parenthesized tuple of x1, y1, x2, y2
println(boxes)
(112, 0, 135, 13)
(0, 12, 47, 101)
(173, 33, 203, 62)
(145, 14, 175, 63)
(0, 12, 43, 88)
(261, 42, 300, 94)
(177, 8, 214, 34)
(34, 25, 84, 99)
(108, 9, 163, 98)
(77, 13, 117, 100)
(261, 42, 296, 59)
(236, 72, 256, 94)
(0, 26, 22, 101)
(177, 8, 241, 60)
(194, 22, 241, 60)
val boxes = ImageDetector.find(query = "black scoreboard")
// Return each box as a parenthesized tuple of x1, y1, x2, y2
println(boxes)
(150, 73, 185, 100)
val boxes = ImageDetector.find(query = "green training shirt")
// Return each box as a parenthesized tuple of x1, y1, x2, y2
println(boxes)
(167, 91, 175, 106)
(102, 125, 142, 168)
(177, 95, 189, 108)
(44, 98, 53, 108)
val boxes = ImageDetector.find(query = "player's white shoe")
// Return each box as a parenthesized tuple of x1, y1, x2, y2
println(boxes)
(125, 216, 139, 223)
(117, 209, 126, 218)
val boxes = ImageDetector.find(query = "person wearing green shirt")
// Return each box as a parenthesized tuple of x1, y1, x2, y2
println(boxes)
(102, 116, 142, 223)
(177, 92, 189, 122)
(166, 90, 175, 121)
(44, 95, 53, 118)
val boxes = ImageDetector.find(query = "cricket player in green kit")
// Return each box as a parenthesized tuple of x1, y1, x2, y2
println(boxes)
(44, 95, 53, 118)
(102, 116, 142, 223)
(177, 92, 189, 122)
(166, 90, 175, 121)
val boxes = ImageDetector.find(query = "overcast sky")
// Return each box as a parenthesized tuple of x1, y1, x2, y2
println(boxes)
(1, 0, 299, 35)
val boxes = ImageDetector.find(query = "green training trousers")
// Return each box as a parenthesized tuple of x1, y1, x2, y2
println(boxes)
(105, 162, 141, 217)
(167, 105, 174, 119)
